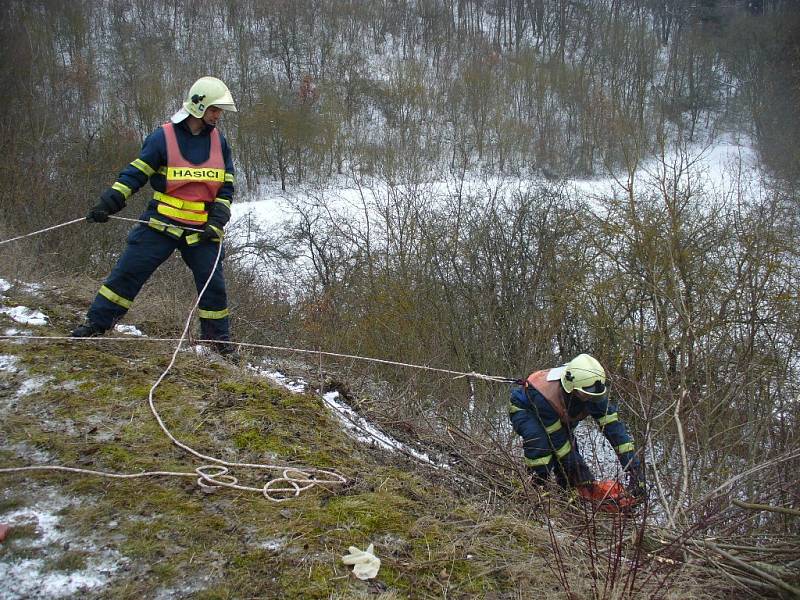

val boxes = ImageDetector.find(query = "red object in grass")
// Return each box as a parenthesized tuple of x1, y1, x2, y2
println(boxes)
(576, 480, 638, 513)
(0, 523, 9, 542)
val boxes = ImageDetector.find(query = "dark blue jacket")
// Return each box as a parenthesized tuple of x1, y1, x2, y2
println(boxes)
(510, 383, 639, 475)
(111, 119, 235, 226)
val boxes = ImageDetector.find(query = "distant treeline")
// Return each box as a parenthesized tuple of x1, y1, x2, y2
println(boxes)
(1, 0, 798, 202)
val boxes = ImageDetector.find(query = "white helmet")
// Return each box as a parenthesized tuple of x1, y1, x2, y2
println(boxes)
(183, 76, 237, 118)
(561, 353, 607, 397)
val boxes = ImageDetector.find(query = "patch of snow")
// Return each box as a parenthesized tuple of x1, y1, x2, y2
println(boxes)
(0, 490, 123, 599)
(7, 441, 54, 462)
(188, 344, 211, 356)
(0, 354, 19, 373)
(114, 324, 146, 337)
(248, 365, 307, 393)
(0, 555, 117, 600)
(4, 328, 32, 336)
(0, 306, 49, 326)
(18, 282, 45, 296)
(0, 278, 11, 295)
(322, 391, 445, 468)
(41, 570, 113, 598)
(15, 375, 53, 399)
(257, 538, 285, 551)
(4, 503, 65, 545)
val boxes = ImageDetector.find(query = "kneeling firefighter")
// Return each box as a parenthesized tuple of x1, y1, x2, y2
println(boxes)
(509, 353, 645, 500)
(71, 77, 237, 354)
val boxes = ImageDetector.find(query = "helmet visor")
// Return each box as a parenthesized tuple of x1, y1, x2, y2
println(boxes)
(579, 380, 606, 396)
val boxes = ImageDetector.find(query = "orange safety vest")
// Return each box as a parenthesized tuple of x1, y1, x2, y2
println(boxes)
(155, 123, 225, 226)
(526, 369, 588, 424)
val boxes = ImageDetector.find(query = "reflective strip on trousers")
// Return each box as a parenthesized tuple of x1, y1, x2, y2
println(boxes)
(198, 308, 229, 320)
(525, 454, 552, 467)
(545, 420, 562, 434)
(555, 440, 572, 459)
(616, 442, 634, 454)
(99, 285, 132, 309)
(597, 412, 619, 427)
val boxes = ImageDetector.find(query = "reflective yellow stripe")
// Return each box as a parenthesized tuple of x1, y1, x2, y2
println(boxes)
(147, 217, 183, 237)
(508, 403, 524, 414)
(154, 191, 207, 211)
(224, 172, 235, 184)
(545, 420, 562, 434)
(166, 166, 225, 182)
(616, 442, 635, 454)
(185, 233, 201, 245)
(158, 167, 167, 175)
(198, 308, 229, 320)
(597, 412, 619, 427)
(98, 285, 132, 309)
(214, 198, 232, 210)
(131, 159, 155, 177)
(525, 454, 552, 467)
(112, 182, 132, 199)
(157, 204, 208, 224)
(555, 440, 572, 459)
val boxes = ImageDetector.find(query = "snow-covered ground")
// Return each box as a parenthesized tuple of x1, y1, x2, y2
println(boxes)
(230, 133, 760, 244)
(0, 488, 124, 600)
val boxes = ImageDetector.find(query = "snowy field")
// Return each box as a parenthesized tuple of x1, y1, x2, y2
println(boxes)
(230, 132, 761, 245)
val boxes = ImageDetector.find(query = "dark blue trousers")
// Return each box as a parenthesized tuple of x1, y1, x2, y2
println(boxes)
(510, 409, 591, 486)
(86, 224, 229, 340)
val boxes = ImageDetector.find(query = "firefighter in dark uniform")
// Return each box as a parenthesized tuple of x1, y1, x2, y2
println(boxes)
(72, 77, 237, 354)
(509, 353, 645, 498)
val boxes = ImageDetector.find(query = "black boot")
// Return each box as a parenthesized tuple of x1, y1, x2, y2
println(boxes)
(554, 465, 570, 490)
(527, 467, 549, 487)
(71, 321, 106, 338)
(212, 340, 241, 361)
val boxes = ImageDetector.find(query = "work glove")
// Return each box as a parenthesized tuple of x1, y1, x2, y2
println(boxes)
(198, 202, 229, 242)
(87, 188, 125, 223)
(627, 464, 647, 501)
(341, 543, 381, 580)
(199, 223, 224, 242)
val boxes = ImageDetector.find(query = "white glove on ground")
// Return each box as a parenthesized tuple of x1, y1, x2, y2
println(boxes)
(341, 543, 381, 579)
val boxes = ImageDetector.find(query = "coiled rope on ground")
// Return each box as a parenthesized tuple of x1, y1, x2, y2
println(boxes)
(0, 216, 350, 501)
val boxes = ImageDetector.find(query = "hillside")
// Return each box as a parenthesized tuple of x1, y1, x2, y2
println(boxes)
(0, 279, 733, 600)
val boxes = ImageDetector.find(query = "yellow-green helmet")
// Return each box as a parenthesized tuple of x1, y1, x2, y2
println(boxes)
(183, 76, 237, 118)
(561, 353, 606, 396)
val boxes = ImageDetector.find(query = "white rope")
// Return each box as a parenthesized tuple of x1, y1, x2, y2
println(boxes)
(0, 217, 346, 501)
(109, 215, 204, 233)
(0, 217, 86, 245)
(0, 216, 203, 247)
(0, 334, 517, 383)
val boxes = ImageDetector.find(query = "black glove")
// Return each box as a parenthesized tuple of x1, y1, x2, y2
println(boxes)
(87, 188, 125, 223)
(627, 464, 646, 500)
(199, 222, 224, 242)
(198, 202, 230, 242)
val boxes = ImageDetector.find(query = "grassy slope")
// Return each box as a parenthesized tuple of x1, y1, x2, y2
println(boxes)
(0, 282, 721, 599)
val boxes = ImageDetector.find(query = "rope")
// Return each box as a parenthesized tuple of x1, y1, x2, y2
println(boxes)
(0, 216, 203, 247)
(0, 216, 347, 501)
(0, 334, 519, 384)
(109, 215, 204, 233)
(0, 217, 86, 245)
